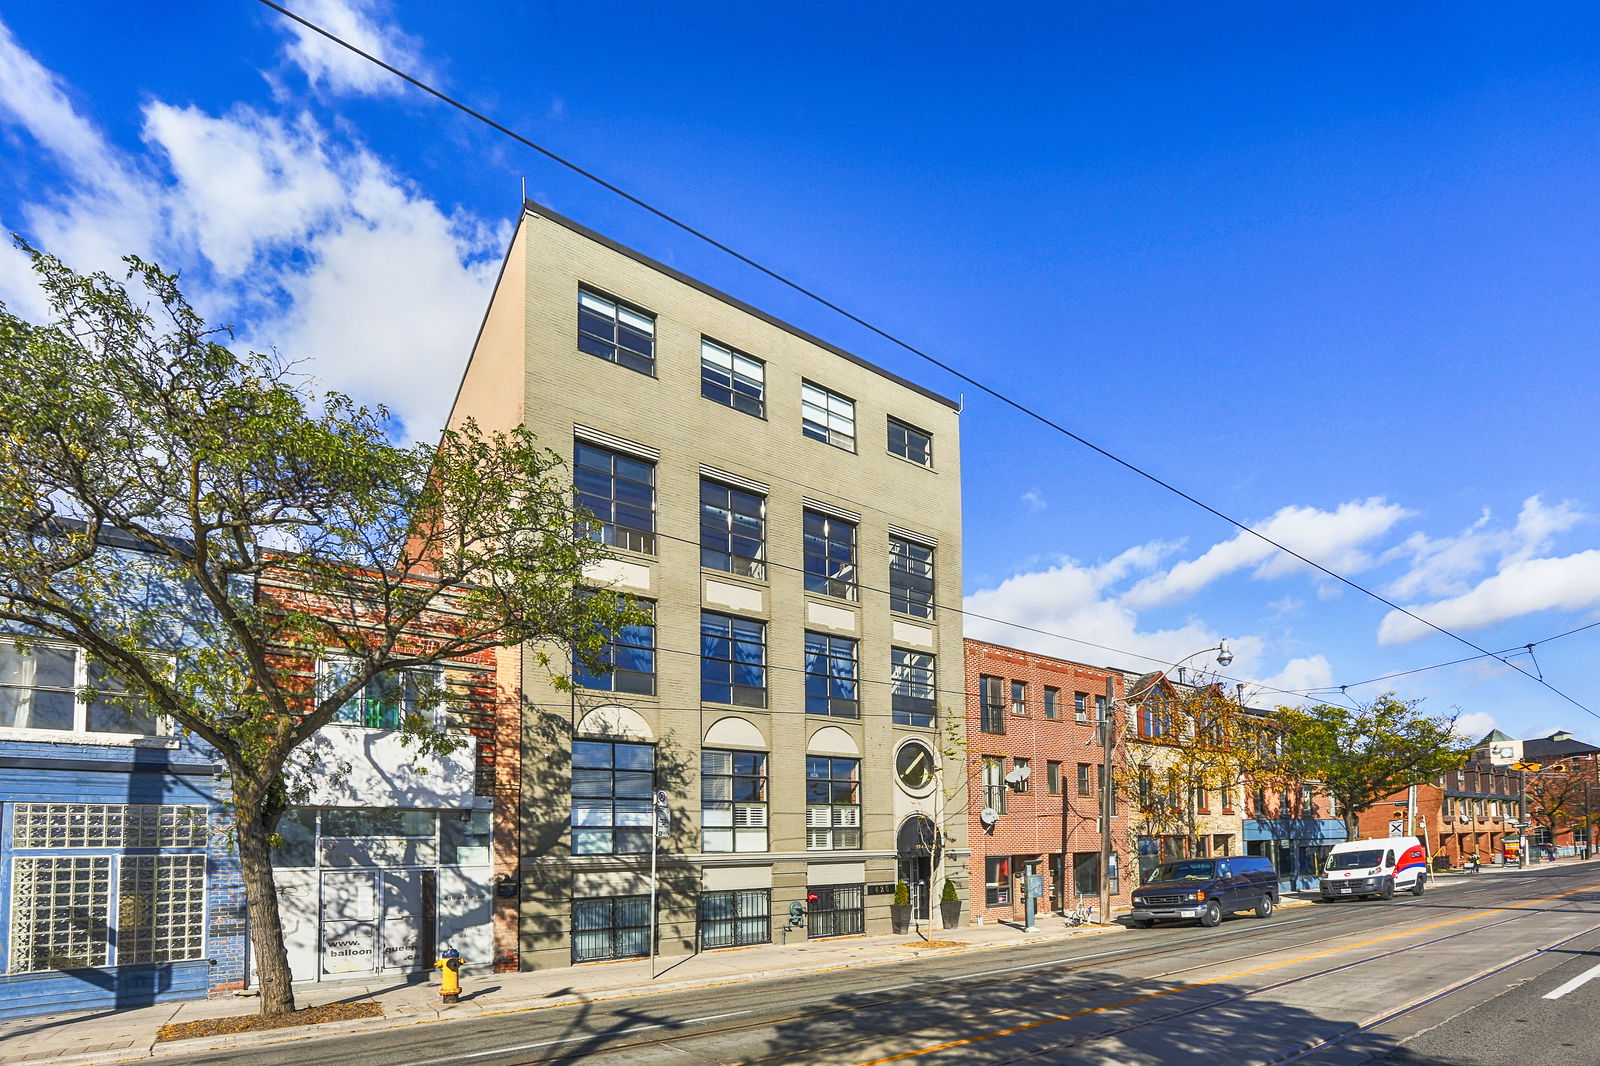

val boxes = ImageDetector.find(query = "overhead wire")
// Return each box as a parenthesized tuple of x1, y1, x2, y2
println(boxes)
(253, 0, 1598, 722)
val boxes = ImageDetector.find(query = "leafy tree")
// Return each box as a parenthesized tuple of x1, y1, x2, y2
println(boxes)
(1526, 763, 1596, 851)
(1277, 695, 1470, 839)
(0, 246, 638, 1016)
(1121, 680, 1286, 868)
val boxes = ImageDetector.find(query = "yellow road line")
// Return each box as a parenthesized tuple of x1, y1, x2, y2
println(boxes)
(851, 881, 1600, 1065)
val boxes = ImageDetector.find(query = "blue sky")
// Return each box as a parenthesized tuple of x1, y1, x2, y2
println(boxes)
(2, 1, 1598, 741)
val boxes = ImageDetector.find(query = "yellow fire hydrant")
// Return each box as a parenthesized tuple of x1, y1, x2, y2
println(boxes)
(436, 947, 462, 1003)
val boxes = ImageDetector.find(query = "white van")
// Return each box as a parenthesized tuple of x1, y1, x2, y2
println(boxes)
(1319, 836, 1427, 901)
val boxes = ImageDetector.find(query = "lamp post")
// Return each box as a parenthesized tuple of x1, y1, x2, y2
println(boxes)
(1098, 640, 1233, 926)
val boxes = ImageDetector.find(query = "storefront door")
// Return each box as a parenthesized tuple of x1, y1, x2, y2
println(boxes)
(319, 869, 436, 977)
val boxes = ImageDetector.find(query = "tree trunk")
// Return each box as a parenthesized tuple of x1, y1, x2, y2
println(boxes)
(235, 792, 297, 1017)
(1344, 809, 1361, 842)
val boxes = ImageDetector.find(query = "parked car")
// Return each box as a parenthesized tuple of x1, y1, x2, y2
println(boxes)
(1319, 836, 1427, 901)
(1127, 855, 1279, 928)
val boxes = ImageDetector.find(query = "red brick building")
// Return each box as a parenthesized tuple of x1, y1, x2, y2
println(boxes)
(964, 639, 1134, 923)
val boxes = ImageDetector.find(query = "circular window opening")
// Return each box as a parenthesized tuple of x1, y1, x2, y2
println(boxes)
(895, 740, 936, 793)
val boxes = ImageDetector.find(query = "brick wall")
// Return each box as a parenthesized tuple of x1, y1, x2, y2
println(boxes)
(963, 639, 1133, 923)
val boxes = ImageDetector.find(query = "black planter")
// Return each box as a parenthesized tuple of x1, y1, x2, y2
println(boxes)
(939, 899, 963, 929)
(890, 903, 912, 934)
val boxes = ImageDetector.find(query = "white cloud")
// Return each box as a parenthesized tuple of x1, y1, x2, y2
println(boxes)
(1387, 495, 1587, 601)
(1251, 655, 1333, 706)
(276, 0, 428, 97)
(0, 17, 501, 439)
(1378, 550, 1600, 645)
(1021, 490, 1046, 512)
(1453, 710, 1499, 742)
(1121, 498, 1411, 609)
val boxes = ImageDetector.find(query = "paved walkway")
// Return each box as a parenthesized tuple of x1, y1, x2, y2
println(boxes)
(1, 859, 1573, 1066)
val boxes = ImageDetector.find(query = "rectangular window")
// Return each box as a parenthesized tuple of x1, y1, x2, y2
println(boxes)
(1011, 681, 1027, 716)
(700, 888, 771, 948)
(1077, 763, 1092, 797)
(982, 755, 1007, 815)
(984, 855, 1012, 906)
(801, 382, 855, 450)
(117, 854, 205, 964)
(575, 442, 656, 554)
(1014, 757, 1031, 793)
(700, 480, 766, 578)
(11, 803, 208, 850)
(1047, 761, 1062, 794)
(807, 883, 864, 938)
(1044, 687, 1059, 719)
(980, 676, 1005, 734)
(700, 338, 765, 417)
(1074, 691, 1088, 723)
(577, 289, 654, 374)
(805, 632, 859, 719)
(571, 599, 655, 696)
(319, 659, 442, 729)
(572, 895, 650, 962)
(701, 750, 768, 853)
(803, 511, 857, 600)
(1072, 852, 1101, 898)
(570, 740, 655, 856)
(806, 756, 861, 850)
(887, 417, 932, 466)
(0, 641, 160, 737)
(1095, 694, 1107, 722)
(888, 536, 934, 618)
(890, 648, 935, 728)
(700, 612, 766, 707)
(8, 856, 112, 971)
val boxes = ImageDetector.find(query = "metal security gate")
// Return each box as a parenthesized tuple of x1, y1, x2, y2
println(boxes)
(806, 883, 863, 938)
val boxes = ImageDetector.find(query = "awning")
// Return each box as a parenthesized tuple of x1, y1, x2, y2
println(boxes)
(1242, 818, 1347, 843)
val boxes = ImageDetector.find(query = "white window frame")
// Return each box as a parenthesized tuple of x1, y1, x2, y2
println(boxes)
(801, 382, 856, 450)
(317, 657, 444, 730)
(0, 638, 169, 743)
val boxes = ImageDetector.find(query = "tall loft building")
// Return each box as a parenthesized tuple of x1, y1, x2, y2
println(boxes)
(446, 205, 967, 970)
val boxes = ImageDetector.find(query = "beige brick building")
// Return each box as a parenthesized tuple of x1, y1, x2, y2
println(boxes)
(446, 205, 968, 971)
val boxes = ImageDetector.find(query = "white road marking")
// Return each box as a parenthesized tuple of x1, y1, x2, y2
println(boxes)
(1544, 961, 1600, 1000)
(874, 983, 919, 992)
(407, 1010, 754, 1064)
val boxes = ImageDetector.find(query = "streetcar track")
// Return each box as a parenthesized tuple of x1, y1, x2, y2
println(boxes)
(449, 872, 1595, 1066)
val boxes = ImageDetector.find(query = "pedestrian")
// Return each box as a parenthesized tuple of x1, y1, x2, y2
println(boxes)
(1467, 852, 1480, 874)
(1545, 843, 1558, 863)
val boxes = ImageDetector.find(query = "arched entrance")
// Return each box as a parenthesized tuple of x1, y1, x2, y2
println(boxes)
(896, 815, 940, 922)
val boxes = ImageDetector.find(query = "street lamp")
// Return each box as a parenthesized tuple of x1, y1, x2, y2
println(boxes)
(1096, 641, 1233, 926)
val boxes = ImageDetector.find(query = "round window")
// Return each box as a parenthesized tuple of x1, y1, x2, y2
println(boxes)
(895, 740, 936, 792)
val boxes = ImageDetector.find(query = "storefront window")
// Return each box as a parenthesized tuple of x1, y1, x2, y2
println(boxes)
(984, 855, 1012, 906)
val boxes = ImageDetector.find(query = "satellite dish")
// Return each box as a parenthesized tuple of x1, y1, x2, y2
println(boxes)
(980, 807, 999, 832)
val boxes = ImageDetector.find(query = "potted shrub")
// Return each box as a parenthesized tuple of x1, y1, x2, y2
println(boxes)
(939, 878, 963, 928)
(890, 880, 912, 933)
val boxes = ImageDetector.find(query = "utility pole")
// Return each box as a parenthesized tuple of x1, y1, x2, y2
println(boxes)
(1406, 783, 1417, 836)
(1099, 676, 1115, 927)
(1518, 769, 1528, 869)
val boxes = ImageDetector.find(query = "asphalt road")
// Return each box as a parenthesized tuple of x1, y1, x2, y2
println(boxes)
(173, 864, 1600, 1066)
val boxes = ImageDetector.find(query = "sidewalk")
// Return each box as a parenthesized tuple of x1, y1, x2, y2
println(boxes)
(7, 860, 1585, 1066)
(0, 916, 1131, 1066)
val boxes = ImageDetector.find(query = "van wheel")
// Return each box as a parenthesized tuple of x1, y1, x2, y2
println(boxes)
(1411, 874, 1426, 897)
(1254, 894, 1275, 919)
(1378, 879, 1394, 900)
(1198, 901, 1223, 928)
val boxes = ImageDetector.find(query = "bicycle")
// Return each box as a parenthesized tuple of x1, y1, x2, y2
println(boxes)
(1064, 901, 1096, 926)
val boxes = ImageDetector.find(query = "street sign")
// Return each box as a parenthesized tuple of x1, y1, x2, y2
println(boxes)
(1489, 740, 1523, 766)
(653, 789, 671, 838)
(1512, 761, 1542, 772)
(1389, 819, 1404, 836)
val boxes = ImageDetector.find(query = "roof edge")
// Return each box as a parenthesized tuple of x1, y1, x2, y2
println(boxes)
(521, 201, 961, 411)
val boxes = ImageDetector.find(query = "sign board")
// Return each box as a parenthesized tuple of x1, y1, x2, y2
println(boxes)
(1488, 739, 1522, 766)
(653, 790, 670, 838)
(1389, 819, 1405, 836)
(866, 883, 897, 895)
(1027, 874, 1044, 897)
